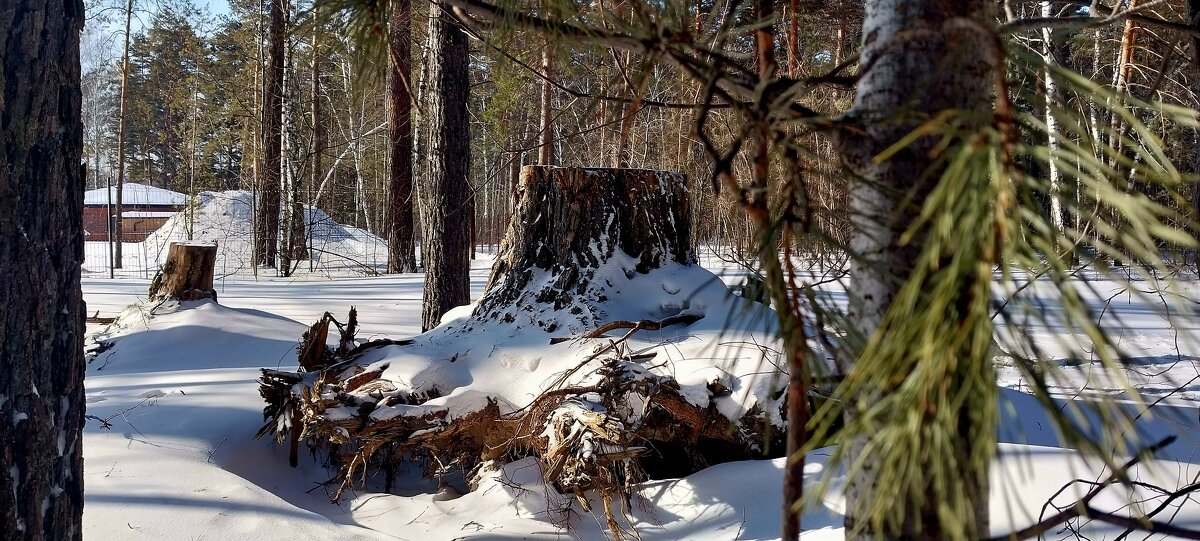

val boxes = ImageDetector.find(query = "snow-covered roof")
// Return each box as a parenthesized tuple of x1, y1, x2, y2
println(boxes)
(84, 182, 187, 206)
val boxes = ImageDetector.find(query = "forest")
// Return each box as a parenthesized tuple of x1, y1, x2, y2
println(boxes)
(4, 0, 1200, 540)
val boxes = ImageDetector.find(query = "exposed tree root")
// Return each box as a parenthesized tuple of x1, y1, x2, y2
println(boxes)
(258, 310, 775, 539)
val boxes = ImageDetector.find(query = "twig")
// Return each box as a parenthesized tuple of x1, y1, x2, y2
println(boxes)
(984, 436, 1191, 541)
(548, 313, 704, 344)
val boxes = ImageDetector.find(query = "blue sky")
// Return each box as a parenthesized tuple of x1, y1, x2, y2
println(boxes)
(198, 0, 230, 16)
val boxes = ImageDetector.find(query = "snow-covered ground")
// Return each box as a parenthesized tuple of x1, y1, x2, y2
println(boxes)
(83, 190, 393, 279)
(81, 255, 1200, 540)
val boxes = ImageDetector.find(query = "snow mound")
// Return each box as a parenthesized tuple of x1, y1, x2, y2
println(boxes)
(142, 190, 389, 276)
(87, 298, 305, 376)
(325, 254, 793, 445)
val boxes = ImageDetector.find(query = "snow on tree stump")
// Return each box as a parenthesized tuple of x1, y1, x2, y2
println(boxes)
(256, 165, 789, 538)
(475, 166, 693, 328)
(148, 242, 218, 302)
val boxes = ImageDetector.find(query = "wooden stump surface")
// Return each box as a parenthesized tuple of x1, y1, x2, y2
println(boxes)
(148, 242, 218, 301)
(475, 166, 692, 323)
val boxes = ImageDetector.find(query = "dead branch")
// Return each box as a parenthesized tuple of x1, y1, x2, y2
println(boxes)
(549, 313, 704, 344)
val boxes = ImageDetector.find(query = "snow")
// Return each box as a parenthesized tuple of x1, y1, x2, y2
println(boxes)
(83, 182, 187, 206)
(84, 190, 394, 278)
(141, 190, 391, 277)
(79, 254, 1200, 540)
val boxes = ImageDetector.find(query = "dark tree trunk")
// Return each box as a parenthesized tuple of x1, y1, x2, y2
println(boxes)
(310, 13, 324, 273)
(1189, 0, 1200, 264)
(255, 0, 286, 269)
(419, 5, 472, 331)
(0, 2, 87, 539)
(113, 0, 133, 268)
(387, 0, 417, 274)
(475, 166, 692, 327)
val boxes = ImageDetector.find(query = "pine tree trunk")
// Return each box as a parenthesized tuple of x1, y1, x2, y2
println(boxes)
(310, 14, 324, 274)
(113, 0, 133, 269)
(1108, 0, 1140, 166)
(387, 0, 417, 274)
(0, 2, 87, 539)
(1189, 0, 1200, 265)
(255, 0, 286, 269)
(475, 166, 692, 326)
(837, 1, 996, 538)
(420, 4, 472, 331)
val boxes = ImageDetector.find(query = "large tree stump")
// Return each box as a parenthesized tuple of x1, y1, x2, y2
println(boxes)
(149, 242, 218, 302)
(474, 166, 693, 327)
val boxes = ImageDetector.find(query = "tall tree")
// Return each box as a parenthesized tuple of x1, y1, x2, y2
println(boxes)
(419, 3, 472, 331)
(387, 0, 418, 273)
(255, 0, 287, 268)
(538, 37, 555, 164)
(1043, 0, 1064, 232)
(0, 1, 86, 539)
(1189, 0, 1200, 246)
(114, 0, 133, 267)
(837, 0, 997, 539)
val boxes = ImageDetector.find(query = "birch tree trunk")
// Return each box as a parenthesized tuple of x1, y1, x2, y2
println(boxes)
(419, 4, 472, 331)
(538, 40, 555, 165)
(838, 1, 996, 538)
(281, 38, 305, 275)
(0, 2, 86, 538)
(1043, 1, 1064, 232)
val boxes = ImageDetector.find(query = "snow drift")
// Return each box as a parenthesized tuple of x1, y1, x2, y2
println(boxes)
(143, 190, 389, 276)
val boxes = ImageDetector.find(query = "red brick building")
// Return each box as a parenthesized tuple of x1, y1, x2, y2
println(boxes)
(83, 183, 187, 242)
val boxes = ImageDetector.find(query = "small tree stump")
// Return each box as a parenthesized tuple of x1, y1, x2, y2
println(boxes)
(475, 166, 692, 326)
(149, 242, 218, 302)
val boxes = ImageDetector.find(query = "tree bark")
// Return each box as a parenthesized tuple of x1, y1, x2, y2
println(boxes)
(837, 1, 996, 539)
(1189, 0, 1200, 263)
(281, 35, 305, 275)
(148, 243, 218, 301)
(0, 2, 87, 539)
(538, 41, 555, 165)
(255, 0, 287, 269)
(420, 4, 472, 331)
(388, 0, 418, 273)
(1043, 1, 1065, 232)
(1108, 0, 1140, 165)
(475, 166, 693, 327)
(310, 12, 324, 274)
(113, 0, 134, 268)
